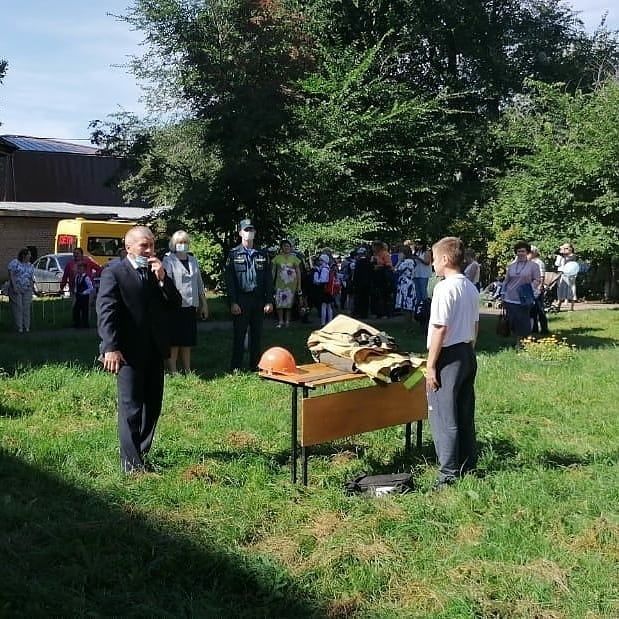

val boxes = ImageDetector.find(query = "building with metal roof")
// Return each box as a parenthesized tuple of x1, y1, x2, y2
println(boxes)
(0, 201, 161, 220)
(0, 135, 98, 155)
(0, 134, 129, 206)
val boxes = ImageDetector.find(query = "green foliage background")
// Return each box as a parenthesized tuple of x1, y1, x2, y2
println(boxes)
(83, 1, 619, 292)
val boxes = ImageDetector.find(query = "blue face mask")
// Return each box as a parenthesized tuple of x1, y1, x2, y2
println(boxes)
(134, 255, 149, 268)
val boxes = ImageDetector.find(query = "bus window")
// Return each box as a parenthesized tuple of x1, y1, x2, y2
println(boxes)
(57, 234, 77, 253)
(87, 237, 125, 257)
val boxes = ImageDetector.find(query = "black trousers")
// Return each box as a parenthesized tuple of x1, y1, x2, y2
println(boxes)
(353, 289, 370, 319)
(427, 342, 477, 483)
(530, 294, 549, 334)
(117, 354, 164, 472)
(72, 295, 90, 328)
(231, 292, 265, 371)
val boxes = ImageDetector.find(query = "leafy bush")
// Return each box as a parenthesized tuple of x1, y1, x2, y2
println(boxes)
(189, 233, 224, 291)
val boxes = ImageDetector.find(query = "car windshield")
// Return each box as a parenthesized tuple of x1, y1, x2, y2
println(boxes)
(56, 255, 72, 269)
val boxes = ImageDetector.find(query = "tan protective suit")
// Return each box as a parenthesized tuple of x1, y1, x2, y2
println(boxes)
(307, 315, 425, 383)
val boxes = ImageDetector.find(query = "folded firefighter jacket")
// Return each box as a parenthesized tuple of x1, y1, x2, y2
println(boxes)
(307, 314, 425, 383)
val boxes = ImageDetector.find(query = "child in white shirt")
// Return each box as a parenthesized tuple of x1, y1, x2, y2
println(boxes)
(426, 237, 480, 489)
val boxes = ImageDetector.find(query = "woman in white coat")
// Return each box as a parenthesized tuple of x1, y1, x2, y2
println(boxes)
(162, 231, 209, 373)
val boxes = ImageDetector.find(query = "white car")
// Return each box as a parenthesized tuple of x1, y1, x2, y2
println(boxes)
(1, 253, 73, 296)
(31, 253, 73, 296)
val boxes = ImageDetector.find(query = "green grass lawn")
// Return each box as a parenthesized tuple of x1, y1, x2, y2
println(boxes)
(0, 309, 618, 617)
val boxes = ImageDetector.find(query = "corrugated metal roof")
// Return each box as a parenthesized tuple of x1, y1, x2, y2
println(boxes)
(0, 201, 167, 220)
(0, 135, 98, 155)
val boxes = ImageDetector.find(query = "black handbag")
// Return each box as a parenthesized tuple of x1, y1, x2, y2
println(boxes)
(496, 307, 510, 337)
(345, 473, 413, 496)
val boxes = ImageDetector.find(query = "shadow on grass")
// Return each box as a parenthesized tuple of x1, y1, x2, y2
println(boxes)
(538, 448, 619, 468)
(0, 309, 614, 377)
(0, 452, 325, 618)
(550, 326, 618, 350)
(0, 403, 35, 419)
(152, 447, 293, 471)
(362, 436, 522, 479)
(0, 330, 102, 374)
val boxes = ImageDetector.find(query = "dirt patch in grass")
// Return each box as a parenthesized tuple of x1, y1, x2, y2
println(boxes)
(0, 436, 19, 450)
(330, 450, 358, 465)
(478, 598, 566, 619)
(390, 579, 445, 615)
(454, 523, 484, 546)
(182, 463, 218, 483)
(1, 387, 26, 399)
(451, 558, 571, 592)
(251, 533, 300, 568)
(375, 500, 407, 521)
(567, 516, 619, 556)
(307, 511, 344, 540)
(352, 537, 396, 563)
(524, 559, 570, 593)
(225, 430, 259, 449)
(299, 532, 396, 573)
(326, 595, 364, 618)
(517, 372, 544, 383)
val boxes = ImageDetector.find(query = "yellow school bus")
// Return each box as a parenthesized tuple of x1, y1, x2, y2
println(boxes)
(55, 218, 136, 266)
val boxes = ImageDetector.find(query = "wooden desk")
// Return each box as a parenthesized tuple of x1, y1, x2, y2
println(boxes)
(259, 363, 428, 484)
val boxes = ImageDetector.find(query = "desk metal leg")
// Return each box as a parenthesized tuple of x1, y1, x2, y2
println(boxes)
(416, 420, 423, 449)
(291, 386, 298, 483)
(302, 447, 309, 485)
(404, 422, 412, 451)
(301, 387, 309, 484)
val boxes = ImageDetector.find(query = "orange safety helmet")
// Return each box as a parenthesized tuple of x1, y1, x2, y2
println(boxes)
(258, 347, 298, 375)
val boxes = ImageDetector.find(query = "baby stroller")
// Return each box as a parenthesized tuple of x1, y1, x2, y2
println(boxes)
(543, 272, 562, 313)
(481, 280, 503, 309)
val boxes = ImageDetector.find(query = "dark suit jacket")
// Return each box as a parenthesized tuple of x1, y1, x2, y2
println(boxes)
(97, 258, 182, 366)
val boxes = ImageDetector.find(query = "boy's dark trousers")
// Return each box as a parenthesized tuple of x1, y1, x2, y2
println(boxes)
(427, 342, 477, 483)
(73, 294, 90, 328)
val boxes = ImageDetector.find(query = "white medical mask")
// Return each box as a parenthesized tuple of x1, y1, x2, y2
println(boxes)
(241, 230, 255, 241)
(134, 255, 149, 268)
(175, 243, 188, 253)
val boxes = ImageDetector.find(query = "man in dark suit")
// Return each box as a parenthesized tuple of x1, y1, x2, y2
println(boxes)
(97, 226, 181, 474)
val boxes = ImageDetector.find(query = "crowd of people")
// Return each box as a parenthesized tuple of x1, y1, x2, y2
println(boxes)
(263, 238, 435, 328)
(4, 230, 581, 348)
(2, 224, 583, 479)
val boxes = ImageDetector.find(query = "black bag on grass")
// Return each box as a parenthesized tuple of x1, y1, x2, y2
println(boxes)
(496, 306, 510, 337)
(345, 473, 413, 496)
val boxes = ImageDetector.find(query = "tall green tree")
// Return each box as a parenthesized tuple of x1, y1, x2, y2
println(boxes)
(305, 0, 619, 113)
(284, 37, 481, 241)
(95, 0, 310, 248)
(490, 79, 619, 295)
(93, 0, 618, 252)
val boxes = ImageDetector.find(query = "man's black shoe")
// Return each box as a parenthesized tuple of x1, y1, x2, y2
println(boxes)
(430, 478, 457, 493)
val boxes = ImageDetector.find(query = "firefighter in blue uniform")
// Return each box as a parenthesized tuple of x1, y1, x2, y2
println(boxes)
(225, 219, 274, 371)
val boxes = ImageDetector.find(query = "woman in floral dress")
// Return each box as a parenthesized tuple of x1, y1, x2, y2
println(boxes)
(394, 244, 417, 323)
(272, 240, 301, 327)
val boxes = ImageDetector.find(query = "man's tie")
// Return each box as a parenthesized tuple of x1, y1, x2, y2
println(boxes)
(138, 267, 148, 285)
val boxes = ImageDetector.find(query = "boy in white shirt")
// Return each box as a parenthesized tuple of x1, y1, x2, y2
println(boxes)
(426, 237, 480, 490)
